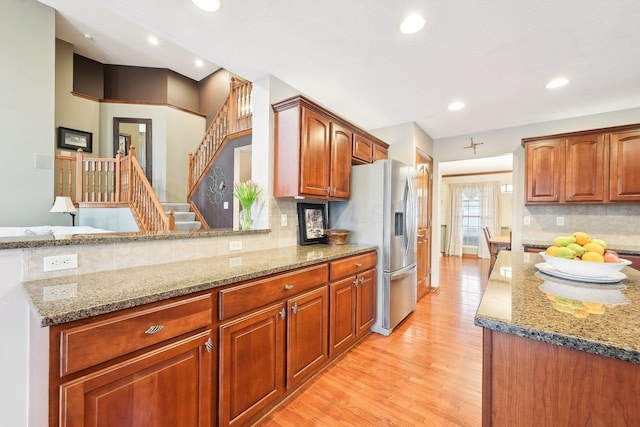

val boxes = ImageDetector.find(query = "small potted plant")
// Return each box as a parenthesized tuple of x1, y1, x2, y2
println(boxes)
(233, 180, 261, 230)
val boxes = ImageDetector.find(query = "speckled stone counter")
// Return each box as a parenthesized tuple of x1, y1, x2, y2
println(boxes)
(475, 250, 640, 364)
(23, 244, 376, 327)
(0, 228, 269, 250)
(521, 238, 640, 255)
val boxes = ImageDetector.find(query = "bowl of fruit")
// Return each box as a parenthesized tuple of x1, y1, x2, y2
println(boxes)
(539, 232, 631, 279)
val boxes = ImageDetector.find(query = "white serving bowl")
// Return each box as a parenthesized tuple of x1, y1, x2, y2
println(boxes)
(540, 252, 631, 278)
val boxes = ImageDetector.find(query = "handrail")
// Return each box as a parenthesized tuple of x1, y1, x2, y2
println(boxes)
(54, 147, 174, 231)
(188, 78, 252, 197)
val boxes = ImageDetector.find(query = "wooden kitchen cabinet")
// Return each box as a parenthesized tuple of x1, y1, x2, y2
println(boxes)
(352, 133, 373, 163)
(609, 130, 640, 201)
(416, 151, 433, 300)
(50, 292, 214, 427)
(328, 251, 376, 357)
(524, 124, 640, 204)
(273, 96, 351, 199)
(218, 264, 330, 426)
(219, 303, 286, 427)
(273, 95, 389, 198)
(373, 143, 388, 161)
(524, 138, 566, 203)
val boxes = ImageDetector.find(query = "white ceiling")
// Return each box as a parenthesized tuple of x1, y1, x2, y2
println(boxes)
(39, 0, 640, 140)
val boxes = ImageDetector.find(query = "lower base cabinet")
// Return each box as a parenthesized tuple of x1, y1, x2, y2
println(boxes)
(59, 331, 212, 427)
(218, 287, 329, 427)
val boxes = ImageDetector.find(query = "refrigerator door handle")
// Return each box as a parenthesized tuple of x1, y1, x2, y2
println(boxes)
(392, 264, 417, 281)
(404, 174, 417, 257)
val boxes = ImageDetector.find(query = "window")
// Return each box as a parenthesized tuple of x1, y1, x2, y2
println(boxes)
(462, 194, 481, 246)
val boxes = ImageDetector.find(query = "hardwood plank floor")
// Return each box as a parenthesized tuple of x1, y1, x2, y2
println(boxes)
(256, 256, 490, 426)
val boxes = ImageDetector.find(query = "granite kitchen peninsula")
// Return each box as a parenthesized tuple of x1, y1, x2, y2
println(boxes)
(475, 251, 640, 426)
(23, 243, 378, 426)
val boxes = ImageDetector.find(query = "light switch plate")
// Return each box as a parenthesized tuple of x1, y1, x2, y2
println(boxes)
(281, 214, 287, 227)
(556, 216, 564, 226)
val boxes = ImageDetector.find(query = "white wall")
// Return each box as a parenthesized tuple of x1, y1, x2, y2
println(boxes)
(0, 0, 55, 227)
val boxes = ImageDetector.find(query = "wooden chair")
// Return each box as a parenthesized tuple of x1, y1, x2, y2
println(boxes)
(483, 227, 496, 273)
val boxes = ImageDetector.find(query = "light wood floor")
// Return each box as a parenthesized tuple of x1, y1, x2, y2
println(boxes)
(256, 255, 490, 426)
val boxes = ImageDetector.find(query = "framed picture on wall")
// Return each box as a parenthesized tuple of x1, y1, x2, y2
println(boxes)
(58, 127, 93, 153)
(297, 203, 327, 245)
(118, 133, 131, 154)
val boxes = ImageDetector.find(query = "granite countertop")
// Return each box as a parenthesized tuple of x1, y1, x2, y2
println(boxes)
(23, 244, 376, 327)
(475, 251, 640, 364)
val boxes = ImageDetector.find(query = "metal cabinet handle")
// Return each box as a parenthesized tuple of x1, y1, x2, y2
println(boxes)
(292, 303, 298, 314)
(144, 325, 164, 335)
(280, 308, 286, 319)
(326, 186, 331, 194)
(332, 188, 337, 195)
(284, 284, 294, 290)
(205, 337, 213, 353)
(353, 278, 359, 287)
(355, 263, 363, 267)
(360, 277, 365, 285)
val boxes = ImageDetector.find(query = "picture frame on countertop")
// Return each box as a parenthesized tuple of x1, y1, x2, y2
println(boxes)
(297, 203, 327, 245)
(58, 127, 93, 153)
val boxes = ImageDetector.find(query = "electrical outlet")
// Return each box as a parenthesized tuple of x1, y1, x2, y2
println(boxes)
(523, 215, 531, 226)
(556, 216, 565, 226)
(43, 283, 77, 301)
(43, 254, 78, 272)
(229, 240, 242, 251)
(228, 256, 243, 267)
(281, 214, 288, 227)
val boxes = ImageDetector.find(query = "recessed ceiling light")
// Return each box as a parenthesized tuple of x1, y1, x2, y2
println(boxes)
(448, 101, 465, 111)
(192, 0, 221, 12)
(400, 13, 426, 34)
(195, 58, 204, 67)
(147, 35, 159, 46)
(83, 33, 93, 40)
(545, 78, 569, 89)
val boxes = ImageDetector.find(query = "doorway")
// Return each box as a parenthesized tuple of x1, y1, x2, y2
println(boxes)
(416, 148, 433, 300)
(113, 118, 152, 180)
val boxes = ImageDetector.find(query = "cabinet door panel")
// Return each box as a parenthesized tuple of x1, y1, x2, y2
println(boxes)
(526, 139, 565, 202)
(565, 135, 605, 202)
(287, 287, 328, 388)
(300, 109, 331, 197)
(330, 122, 353, 199)
(356, 269, 376, 336)
(60, 331, 212, 427)
(610, 131, 640, 201)
(352, 133, 373, 163)
(329, 277, 357, 356)
(219, 304, 285, 427)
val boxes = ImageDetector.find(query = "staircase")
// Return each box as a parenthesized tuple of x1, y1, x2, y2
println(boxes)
(162, 203, 202, 232)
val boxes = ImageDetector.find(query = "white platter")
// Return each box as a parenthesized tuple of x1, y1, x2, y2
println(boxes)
(535, 262, 627, 284)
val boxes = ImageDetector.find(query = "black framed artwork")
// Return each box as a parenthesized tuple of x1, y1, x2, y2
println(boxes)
(58, 127, 93, 153)
(297, 203, 327, 245)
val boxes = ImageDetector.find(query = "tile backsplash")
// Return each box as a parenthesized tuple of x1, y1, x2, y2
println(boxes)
(522, 204, 640, 248)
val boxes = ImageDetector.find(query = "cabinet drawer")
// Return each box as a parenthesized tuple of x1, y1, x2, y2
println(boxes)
(219, 264, 328, 321)
(59, 293, 212, 376)
(329, 252, 377, 280)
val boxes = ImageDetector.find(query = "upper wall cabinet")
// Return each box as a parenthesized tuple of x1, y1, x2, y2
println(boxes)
(273, 96, 389, 199)
(523, 124, 640, 204)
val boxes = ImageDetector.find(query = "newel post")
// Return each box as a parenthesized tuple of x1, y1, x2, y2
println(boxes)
(228, 77, 238, 133)
(115, 149, 123, 202)
(74, 148, 84, 204)
(128, 146, 136, 201)
(188, 153, 194, 195)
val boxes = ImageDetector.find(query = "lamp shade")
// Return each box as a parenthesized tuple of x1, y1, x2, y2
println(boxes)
(50, 196, 77, 213)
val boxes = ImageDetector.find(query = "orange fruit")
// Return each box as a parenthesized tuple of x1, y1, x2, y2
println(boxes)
(546, 246, 559, 256)
(572, 231, 591, 246)
(581, 251, 604, 262)
(583, 242, 605, 255)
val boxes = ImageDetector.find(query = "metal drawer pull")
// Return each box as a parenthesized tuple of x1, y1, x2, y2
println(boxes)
(355, 263, 363, 267)
(144, 325, 164, 335)
(284, 284, 294, 290)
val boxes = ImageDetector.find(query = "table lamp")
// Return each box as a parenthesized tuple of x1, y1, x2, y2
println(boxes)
(50, 196, 78, 226)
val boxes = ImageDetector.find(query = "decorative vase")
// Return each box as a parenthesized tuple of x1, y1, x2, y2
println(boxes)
(240, 205, 253, 230)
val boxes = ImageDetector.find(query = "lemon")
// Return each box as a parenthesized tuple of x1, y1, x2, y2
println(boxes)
(581, 251, 604, 262)
(572, 231, 591, 246)
(583, 242, 605, 255)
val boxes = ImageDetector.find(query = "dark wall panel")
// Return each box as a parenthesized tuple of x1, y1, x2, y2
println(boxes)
(167, 71, 199, 111)
(192, 134, 252, 229)
(104, 65, 168, 103)
(73, 54, 104, 99)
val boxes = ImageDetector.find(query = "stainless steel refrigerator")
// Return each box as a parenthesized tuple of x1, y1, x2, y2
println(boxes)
(330, 159, 418, 336)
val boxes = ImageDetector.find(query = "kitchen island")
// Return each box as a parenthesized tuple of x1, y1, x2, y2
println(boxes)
(475, 251, 640, 427)
(23, 243, 378, 427)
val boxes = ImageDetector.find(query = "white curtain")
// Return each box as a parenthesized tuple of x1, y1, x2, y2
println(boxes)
(445, 181, 501, 259)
